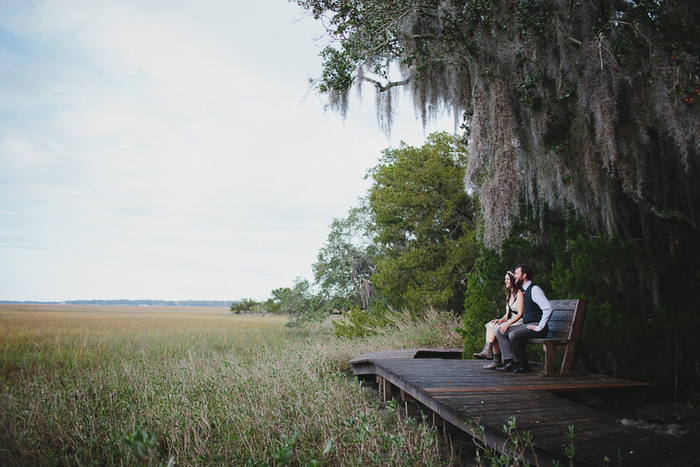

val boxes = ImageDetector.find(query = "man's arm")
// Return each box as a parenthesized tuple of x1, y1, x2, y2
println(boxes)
(531, 286, 552, 332)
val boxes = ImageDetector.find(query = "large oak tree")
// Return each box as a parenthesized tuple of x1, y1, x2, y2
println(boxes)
(297, 0, 699, 249)
(298, 0, 700, 395)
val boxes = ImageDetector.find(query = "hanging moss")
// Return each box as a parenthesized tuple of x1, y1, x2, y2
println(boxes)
(299, 0, 700, 249)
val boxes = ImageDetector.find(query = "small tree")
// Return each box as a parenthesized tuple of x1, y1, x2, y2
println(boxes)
(313, 201, 379, 311)
(230, 298, 260, 314)
(368, 132, 478, 313)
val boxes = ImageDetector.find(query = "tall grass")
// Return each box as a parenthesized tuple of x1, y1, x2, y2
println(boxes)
(0, 305, 464, 466)
(0, 306, 289, 371)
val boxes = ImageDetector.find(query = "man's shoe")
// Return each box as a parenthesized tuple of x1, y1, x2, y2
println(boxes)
(512, 361, 531, 373)
(495, 361, 515, 372)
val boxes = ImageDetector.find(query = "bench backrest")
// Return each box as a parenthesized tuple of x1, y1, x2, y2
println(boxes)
(545, 299, 587, 340)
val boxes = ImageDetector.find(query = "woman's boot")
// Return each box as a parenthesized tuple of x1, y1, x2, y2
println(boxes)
(472, 341, 493, 359)
(483, 353, 502, 369)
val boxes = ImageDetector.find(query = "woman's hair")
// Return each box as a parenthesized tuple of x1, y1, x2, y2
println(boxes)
(504, 271, 520, 304)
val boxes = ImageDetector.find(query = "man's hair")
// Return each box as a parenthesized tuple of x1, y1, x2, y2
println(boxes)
(516, 263, 534, 281)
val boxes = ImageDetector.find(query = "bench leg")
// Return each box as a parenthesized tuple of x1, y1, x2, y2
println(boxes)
(543, 343, 556, 375)
(561, 343, 577, 374)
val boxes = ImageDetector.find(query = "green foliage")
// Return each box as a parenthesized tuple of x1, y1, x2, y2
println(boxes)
(545, 217, 700, 396)
(332, 307, 384, 338)
(515, 74, 539, 107)
(515, 0, 554, 39)
(612, 0, 700, 64)
(318, 47, 354, 95)
(471, 418, 581, 465)
(313, 202, 379, 312)
(565, 425, 576, 465)
(368, 133, 471, 248)
(273, 279, 329, 327)
(368, 132, 478, 313)
(259, 296, 283, 314)
(231, 298, 261, 313)
(270, 431, 299, 466)
(231, 296, 288, 314)
(460, 242, 506, 353)
(121, 423, 157, 461)
(471, 416, 536, 466)
(338, 407, 443, 465)
(463, 207, 700, 399)
(290, 132, 479, 328)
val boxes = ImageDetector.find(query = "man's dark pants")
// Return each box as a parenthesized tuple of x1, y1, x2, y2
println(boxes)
(495, 324, 549, 364)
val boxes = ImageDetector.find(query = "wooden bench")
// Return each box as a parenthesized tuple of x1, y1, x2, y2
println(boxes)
(527, 299, 588, 376)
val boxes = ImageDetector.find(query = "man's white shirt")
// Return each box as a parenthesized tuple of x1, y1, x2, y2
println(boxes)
(522, 281, 552, 332)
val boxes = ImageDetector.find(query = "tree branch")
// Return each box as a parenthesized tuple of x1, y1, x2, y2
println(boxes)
(362, 76, 411, 92)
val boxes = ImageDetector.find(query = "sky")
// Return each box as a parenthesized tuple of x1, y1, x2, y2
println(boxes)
(0, 0, 454, 302)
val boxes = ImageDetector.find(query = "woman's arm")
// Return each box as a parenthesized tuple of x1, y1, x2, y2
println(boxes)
(509, 291, 524, 323)
(499, 291, 524, 332)
(493, 309, 509, 323)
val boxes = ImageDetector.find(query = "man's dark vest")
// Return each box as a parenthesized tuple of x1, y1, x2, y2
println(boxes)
(523, 283, 543, 324)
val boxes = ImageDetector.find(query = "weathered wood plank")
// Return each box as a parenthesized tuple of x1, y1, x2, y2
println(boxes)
(350, 349, 693, 466)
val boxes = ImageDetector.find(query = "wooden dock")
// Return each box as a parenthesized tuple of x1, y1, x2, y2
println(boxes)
(350, 349, 696, 466)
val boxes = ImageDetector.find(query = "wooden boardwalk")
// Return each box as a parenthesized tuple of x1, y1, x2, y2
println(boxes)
(350, 349, 696, 466)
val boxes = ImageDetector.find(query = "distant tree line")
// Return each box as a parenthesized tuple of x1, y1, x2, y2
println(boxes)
(230, 285, 325, 316)
(1, 300, 232, 307)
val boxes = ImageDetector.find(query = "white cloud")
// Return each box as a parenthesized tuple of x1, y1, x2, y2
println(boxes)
(0, 0, 455, 302)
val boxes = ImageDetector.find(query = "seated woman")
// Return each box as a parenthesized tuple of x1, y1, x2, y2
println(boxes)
(473, 271, 524, 369)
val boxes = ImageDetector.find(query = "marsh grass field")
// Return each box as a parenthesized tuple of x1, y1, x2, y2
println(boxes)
(0, 304, 464, 466)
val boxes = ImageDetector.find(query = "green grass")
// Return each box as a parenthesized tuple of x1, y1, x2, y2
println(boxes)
(0, 305, 464, 466)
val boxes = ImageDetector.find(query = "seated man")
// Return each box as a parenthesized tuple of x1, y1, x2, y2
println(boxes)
(494, 263, 552, 373)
